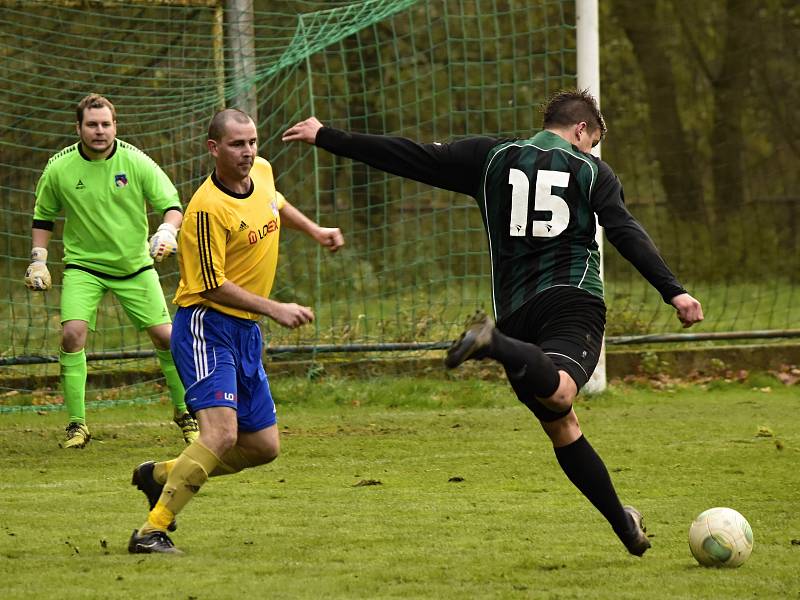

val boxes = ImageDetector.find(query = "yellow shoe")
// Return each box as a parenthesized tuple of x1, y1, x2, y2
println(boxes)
(173, 412, 199, 444)
(60, 422, 91, 449)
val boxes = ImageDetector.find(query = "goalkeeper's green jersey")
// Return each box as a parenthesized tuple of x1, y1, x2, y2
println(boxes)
(33, 140, 181, 277)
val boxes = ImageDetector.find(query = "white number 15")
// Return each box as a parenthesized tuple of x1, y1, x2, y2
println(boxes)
(508, 168, 570, 238)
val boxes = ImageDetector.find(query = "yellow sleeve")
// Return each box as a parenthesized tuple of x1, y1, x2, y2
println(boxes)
(179, 208, 229, 292)
(275, 190, 287, 210)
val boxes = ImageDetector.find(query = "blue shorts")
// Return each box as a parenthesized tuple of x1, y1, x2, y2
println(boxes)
(171, 305, 276, 432)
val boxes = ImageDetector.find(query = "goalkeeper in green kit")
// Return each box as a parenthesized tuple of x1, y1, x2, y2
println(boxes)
(25, 94, 198, 448)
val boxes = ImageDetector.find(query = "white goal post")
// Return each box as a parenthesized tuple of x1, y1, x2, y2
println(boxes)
(576, 0, 606, 393)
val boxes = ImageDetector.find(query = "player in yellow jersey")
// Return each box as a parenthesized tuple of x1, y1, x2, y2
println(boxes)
(128, 108, 344, 554)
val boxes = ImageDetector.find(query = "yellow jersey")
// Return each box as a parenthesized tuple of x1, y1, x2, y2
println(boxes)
(174, 157, 286, 320)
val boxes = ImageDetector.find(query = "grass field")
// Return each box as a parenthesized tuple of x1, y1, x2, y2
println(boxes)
(1, 377, 799, 599)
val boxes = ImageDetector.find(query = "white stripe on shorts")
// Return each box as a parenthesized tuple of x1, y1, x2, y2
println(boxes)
(545, 351, 589, 380)
(190, 306, 208, 380)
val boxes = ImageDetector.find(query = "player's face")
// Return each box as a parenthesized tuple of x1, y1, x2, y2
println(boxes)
(210, 119, 258, 181)
(77, 107, 116, 158)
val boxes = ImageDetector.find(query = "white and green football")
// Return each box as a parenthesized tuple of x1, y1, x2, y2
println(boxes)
(688, 507, 754, 568)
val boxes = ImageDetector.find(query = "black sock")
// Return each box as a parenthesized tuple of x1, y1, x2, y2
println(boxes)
(488, 330, 560, 398)
(553, 435, 633, 542)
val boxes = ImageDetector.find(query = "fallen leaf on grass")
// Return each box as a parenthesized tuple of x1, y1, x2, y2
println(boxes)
(353, 479, 382, 487)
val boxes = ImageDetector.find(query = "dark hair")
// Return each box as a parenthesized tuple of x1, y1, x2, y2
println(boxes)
(542, 89, 606, 139)
(76, 94, 116, 125)
(208, 108, 254, 141)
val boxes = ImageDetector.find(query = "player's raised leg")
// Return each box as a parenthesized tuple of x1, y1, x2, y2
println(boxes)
(446, 312, 561, 400)
(453, 300, 650, 556)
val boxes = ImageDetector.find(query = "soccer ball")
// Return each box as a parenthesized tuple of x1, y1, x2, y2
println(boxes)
(688, 507, 754, 568)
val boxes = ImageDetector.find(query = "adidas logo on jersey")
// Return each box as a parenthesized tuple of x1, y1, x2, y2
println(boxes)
(238, 220, 248, 231)
(75, 179, 85, 190)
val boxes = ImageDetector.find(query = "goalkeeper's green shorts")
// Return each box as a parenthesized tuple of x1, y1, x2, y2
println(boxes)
(60, 266, 171, 331)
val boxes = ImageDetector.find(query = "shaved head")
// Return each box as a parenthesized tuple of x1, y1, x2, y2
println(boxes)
(542, 89, 607, 140)
(208, 108, 254, 141)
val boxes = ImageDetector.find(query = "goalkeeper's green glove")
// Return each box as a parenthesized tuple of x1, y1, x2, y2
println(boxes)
(149, 223, 178, 262)
(25, 247, 51, 291)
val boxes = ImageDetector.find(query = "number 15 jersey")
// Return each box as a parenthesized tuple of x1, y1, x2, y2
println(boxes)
(481, 131, 603, 317)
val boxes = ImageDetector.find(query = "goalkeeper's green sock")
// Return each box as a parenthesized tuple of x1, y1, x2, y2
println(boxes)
(60, 348, 87, 424)
(139, 441, 220, 535)
(155, 348, 188, 414)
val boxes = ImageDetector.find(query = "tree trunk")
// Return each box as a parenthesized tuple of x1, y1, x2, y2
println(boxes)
(709, 0, 757, 220)
(611, 0, 704, 219)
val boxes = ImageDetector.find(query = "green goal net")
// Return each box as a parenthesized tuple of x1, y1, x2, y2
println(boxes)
(1, 0, 797, 408)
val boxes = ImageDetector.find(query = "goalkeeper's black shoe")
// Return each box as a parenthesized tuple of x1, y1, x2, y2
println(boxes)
(622, 505, 651, 557)
(131, 461, 177, 532)
(444, 310, 494, 369)
(127, 529, 183, 555)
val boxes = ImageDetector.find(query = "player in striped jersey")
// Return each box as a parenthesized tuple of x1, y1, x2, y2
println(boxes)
(282, 90, 703, 556)
(26, 94, 198, 448)
(128, 108, 344, 554)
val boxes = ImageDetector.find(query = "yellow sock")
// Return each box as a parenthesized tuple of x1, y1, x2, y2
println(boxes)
(153, 460, 175, 485)
(210, 446, 260, 477)
(139, 502, 175, 535)
(138, 441, 221, 535)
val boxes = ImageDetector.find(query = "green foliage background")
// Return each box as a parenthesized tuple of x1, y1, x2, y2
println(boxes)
(1, 0, 798, 372)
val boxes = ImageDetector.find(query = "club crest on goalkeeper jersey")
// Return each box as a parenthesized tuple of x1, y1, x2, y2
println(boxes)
(33, 140, 181, 277)
(173, 157, 286, 321)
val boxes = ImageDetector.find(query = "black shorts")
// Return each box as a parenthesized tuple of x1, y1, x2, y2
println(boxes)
(497, 286, 606, 420)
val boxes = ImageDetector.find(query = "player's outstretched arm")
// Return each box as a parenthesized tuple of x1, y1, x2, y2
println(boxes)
(282, 117, 324, 145)
(279, 201, 344, 253)
(284, 117, 495, 196)
(671, 293, 704, 328)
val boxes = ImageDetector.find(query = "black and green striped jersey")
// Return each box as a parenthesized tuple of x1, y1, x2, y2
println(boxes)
(316, 126, 686, 321)
(480, 132, 603, 316)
